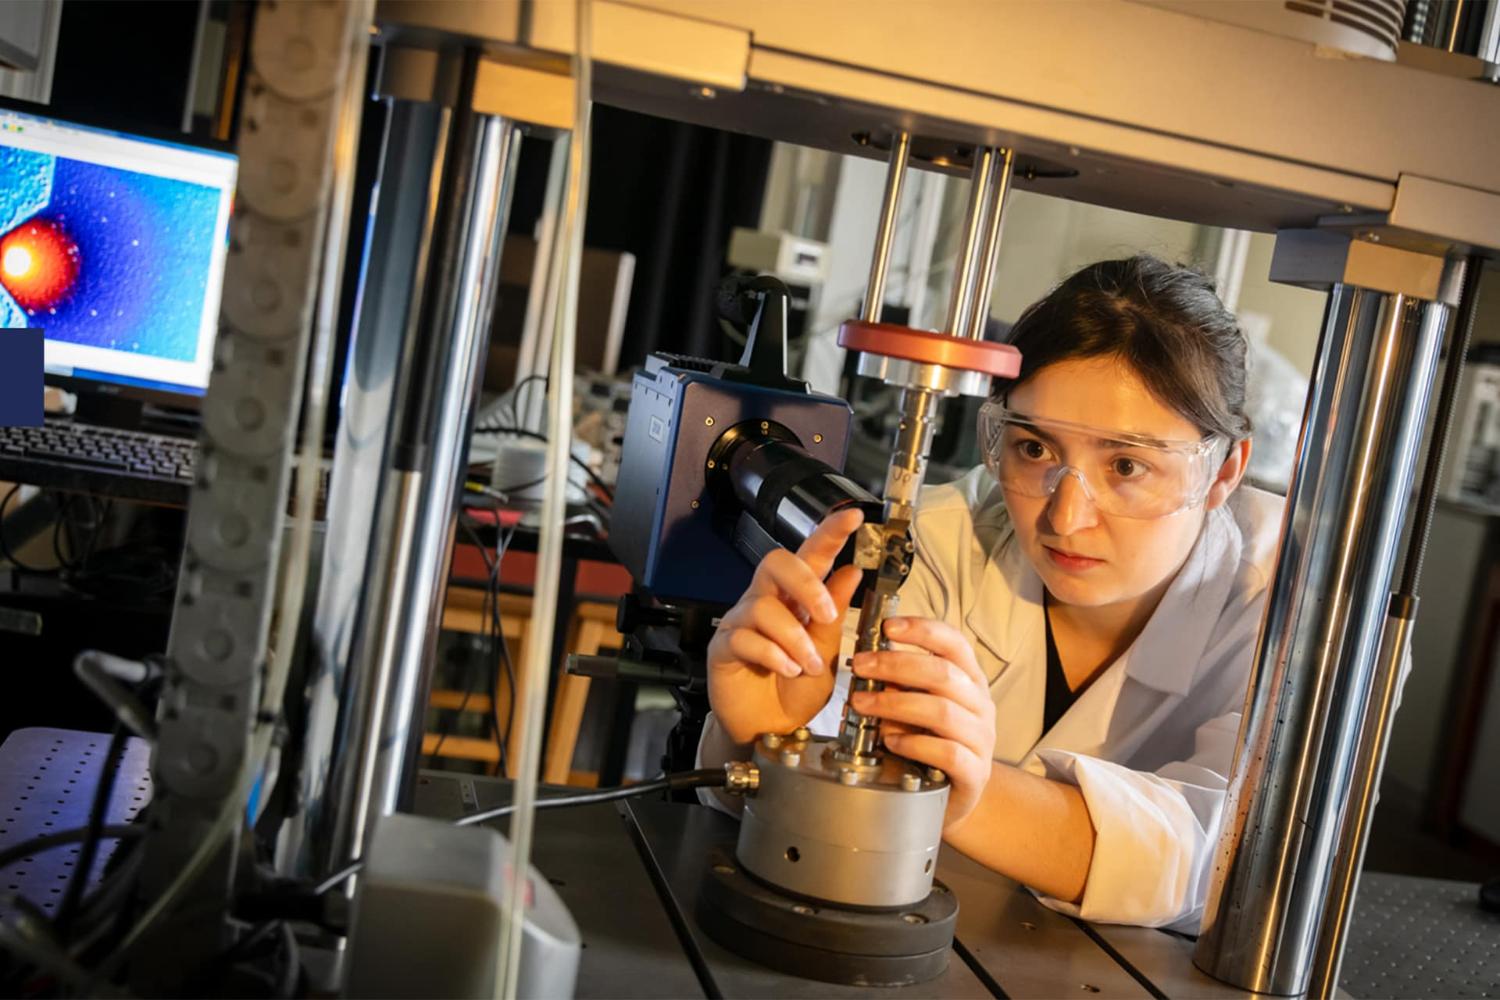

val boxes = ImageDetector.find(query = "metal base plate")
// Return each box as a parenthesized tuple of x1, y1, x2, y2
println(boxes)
(0, 728, 152, 924)
(1339, 872, 1500, 999)
(697, 843, 958, 987)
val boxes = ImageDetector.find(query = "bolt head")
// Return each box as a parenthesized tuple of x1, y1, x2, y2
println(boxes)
(926, 767, 946, 784)
(705, 416, 715, 426)
(762, 733, 783, 750)
(813, 433, 823, 443)
(690, 499, 700, 509)
(901, 772, 922, 792)
(792, 727, 811, 742)
(839, 768, 860, 786)
(780, 749, 801, 767)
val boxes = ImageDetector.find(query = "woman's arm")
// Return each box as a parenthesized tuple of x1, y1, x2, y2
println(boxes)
(941, 762, 1095, 903)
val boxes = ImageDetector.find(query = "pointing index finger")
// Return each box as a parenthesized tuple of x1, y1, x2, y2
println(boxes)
(795, 506, 866, 582)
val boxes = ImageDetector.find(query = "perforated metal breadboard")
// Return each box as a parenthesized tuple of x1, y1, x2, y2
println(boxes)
(1342, 871, 1500, 999)
(0, 727, 152, 921)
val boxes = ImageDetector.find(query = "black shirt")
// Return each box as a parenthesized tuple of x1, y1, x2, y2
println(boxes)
(1042, 595, 1091, 734)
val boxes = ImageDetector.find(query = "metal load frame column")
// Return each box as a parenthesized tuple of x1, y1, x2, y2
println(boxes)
(283, 49, 523, 881)
(1195, 232, 1464, 997)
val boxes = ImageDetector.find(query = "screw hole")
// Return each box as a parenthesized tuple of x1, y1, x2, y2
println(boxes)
(1081, 986, 1100, 994)
(785, 847, 800, 863)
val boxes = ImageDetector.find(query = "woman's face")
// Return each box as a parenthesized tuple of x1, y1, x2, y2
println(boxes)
(999, 357, 1229, 611)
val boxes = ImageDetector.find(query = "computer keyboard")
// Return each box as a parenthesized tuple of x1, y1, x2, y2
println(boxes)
(0, 420, 196, 504)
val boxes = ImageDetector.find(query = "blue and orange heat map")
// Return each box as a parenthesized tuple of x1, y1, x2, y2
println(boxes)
(0, 146, 221, 362)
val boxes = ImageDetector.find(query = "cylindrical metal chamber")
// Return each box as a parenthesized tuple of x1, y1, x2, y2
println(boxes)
(1194, 284, 1450, 996)
(736, 734, 949, 909)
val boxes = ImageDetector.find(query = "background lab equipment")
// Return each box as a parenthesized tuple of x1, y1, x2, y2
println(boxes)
(1, 1, 1498, 998)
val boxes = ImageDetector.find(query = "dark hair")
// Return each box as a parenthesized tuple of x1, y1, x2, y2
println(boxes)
(993, 255, 1251, 442)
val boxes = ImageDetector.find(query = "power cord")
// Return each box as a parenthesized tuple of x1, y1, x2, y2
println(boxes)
(454, 513, 517, 772)
(471, 426, 615, 503)
(0, 824, 145, 872)
(53, 727, 129, 935)
(0, 484, 58, 575)
(306, 768, 731, 895)
(454, 768, 727, 827)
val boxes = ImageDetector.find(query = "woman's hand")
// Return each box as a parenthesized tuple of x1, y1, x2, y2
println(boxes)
(848, 617, 996, 829)
(705, 508, 866, 745)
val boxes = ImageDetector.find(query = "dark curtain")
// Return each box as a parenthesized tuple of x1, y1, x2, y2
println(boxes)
(50, 1, 199, 134)
(509, 104, 773, 368)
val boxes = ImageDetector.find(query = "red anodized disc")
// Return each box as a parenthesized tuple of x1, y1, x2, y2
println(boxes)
(838, 320, 1021, 378)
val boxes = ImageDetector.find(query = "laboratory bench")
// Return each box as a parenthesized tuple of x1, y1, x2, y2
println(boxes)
(2, 729, 1494, 999)
(411, 770, 1500, 1000)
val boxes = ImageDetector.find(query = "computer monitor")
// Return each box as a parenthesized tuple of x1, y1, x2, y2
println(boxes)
(0, 102, 236, 409)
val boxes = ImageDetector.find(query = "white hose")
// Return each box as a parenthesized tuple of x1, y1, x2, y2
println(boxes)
(497, 2, 593, 997)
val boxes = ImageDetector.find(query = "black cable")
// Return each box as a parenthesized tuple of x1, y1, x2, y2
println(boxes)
(429, 686, 474, 760)
(453, 769, 727, 827)
(54, 726, 128, 934)
(311, 860, 364, 898)
(65, 846, 143, 958)
(51, 492, 77, 572)
(0, 484, 58, 575)
(456, 516, 510, 771)
(491, 524, 517, 773)
(220, 769, 729, 933)
(0, 824, 143, 872)
(477, 375, 549, 433)
(276, 920, 299, 999)
(78, 497, 112, 576)
(472, 426, 615, 502)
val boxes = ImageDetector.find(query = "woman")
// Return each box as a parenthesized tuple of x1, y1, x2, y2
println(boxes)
(698, 254, 1283, 932)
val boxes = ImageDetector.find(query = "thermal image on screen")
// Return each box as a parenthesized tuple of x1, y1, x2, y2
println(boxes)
(0, 146, 222, 363)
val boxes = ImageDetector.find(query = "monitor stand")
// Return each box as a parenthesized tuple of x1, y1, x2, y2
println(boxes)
(72, 390, 145, 431)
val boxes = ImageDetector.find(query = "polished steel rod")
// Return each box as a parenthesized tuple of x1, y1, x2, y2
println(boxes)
(1307, 592, 1417, 999)
(1194, 284, 1446, 996)
(281, 98, 448, 878)
(861, 130, 910, 324)
(942, 147, 996, 338)
(966, 146, 1015, 341)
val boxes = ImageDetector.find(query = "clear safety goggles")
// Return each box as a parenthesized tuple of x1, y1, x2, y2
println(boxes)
(977, 401, 1224, 519)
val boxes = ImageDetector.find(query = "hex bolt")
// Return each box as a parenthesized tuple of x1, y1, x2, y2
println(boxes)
(762, 733, 783, 750)
(792, 726, 811, 742)
(839, 768, 860, 786)
(926, 767, 946, 784)
(780, 749, 802, 768)
(901, 772, 922, 792)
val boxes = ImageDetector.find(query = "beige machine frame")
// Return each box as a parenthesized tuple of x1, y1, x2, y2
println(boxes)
(184, 2, 1498, 997)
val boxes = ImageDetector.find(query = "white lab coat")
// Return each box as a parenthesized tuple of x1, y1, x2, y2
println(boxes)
(699, 465, 1286, 932)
